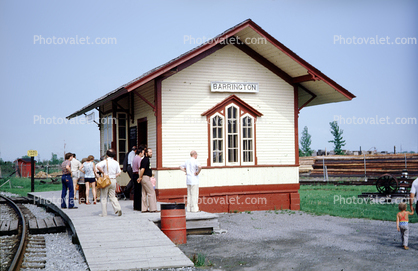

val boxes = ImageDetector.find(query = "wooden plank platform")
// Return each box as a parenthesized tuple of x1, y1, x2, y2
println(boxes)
(28, 191, 201, 270)
(28, 216, 68, 234)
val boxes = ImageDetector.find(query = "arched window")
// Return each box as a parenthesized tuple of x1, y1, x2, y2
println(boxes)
(203, 95, 262, 167)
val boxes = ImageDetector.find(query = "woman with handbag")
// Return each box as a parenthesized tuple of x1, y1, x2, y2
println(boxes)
(96, 149, 122, 217)
(80, 155, 97, 205)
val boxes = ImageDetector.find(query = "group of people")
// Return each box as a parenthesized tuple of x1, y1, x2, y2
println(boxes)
(61, 146, 204, 216)
(122, 146, 158, 212)
(60, 149, 123, 217)
(123, 147, 202, 213)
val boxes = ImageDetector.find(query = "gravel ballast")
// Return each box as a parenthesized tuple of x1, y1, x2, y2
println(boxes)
(1, 192, 88, 271)
(179, 211, 418, 270)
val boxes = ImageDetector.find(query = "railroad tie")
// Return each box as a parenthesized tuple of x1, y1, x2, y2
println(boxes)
(22, 236, 47, 269)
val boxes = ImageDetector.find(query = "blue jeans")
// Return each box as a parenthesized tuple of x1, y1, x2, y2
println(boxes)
(61, 174, 75, 208)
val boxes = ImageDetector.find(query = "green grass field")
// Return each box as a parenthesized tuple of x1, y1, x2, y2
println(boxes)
(300, 184, 417, 223)
(0, 177, 62, 196)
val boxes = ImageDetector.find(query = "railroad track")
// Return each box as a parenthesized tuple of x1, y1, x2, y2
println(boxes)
(1, 195, 28, 270)
(0, 195, 67, 270)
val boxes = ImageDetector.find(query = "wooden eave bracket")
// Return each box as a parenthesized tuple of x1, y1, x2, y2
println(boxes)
(133, 90, 156, 112)
(292, 71, 321, 84)
(297, 84, 317, 112)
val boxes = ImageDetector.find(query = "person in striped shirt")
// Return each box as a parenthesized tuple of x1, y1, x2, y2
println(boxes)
(396, 202, 414, 250)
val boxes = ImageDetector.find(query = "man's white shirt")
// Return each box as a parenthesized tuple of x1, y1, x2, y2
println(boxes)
(181, 157, 201, 186)
(97, 157, 121, 179)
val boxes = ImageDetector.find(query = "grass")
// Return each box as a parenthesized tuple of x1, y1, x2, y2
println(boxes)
(0, 177, 62, 196)
(190, 253, 213, 267)
(300, 184, 418, 223)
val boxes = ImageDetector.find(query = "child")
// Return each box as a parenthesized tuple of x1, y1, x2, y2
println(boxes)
(397, 202, 414, 250)
(150, 173, 156, 190)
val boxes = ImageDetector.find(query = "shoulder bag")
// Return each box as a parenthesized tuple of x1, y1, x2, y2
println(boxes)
(96, 159, 111, 189)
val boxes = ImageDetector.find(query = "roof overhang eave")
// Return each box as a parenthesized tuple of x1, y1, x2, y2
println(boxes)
(66, 87, 128, 119)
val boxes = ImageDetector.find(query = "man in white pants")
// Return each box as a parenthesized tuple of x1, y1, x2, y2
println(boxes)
(180, 150, 202, 212)
(96, 149, 122, 217)
(70, 153, 82, 201)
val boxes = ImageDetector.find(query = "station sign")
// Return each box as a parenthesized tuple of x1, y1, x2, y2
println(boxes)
(27, 150, 38, 157)
(211, 82, 259, 93)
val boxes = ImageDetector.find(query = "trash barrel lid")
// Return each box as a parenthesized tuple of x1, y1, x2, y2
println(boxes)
(160, 203, 185, 210)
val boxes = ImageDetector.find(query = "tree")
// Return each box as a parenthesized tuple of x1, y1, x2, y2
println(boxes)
(50, 153, 63, 165)
(328, 121, 346, 155)
(300, 126, 313, 157)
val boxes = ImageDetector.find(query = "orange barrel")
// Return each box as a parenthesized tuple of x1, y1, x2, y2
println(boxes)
(160, 203, 187, 244)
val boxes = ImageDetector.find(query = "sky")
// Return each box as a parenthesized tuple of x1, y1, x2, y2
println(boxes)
(0, 0, 417, 162)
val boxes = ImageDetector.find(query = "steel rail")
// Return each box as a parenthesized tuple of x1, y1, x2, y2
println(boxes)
(0, 195, 27, 271)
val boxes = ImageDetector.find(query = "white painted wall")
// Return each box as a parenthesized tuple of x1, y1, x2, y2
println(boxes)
(161, 44, 295, 169)
(156, 167, 299, 189)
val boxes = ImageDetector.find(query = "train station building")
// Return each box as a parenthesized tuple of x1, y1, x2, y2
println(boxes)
(67, 19, 355, 212)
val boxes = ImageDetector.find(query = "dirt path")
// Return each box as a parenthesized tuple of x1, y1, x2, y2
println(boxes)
(179, 211, 417, 270)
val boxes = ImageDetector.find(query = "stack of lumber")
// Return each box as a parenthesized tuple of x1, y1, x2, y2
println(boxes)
(307, 154, 418, 177)
(299, 157, 314, 174)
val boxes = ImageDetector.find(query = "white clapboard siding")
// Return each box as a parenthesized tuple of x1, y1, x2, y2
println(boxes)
(161, 44, 295, 168)
(158, 167, 299, 189)
(132, 80, 157, 167)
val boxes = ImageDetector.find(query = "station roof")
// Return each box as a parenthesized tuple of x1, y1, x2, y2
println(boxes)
(67, 19, 355, 119)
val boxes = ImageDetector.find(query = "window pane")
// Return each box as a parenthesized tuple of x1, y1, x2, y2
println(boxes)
(228, 149, 233, 162)
(119, 127, 126, 139)
(119, 140, 126, 152)
(211, 115, 224, 164)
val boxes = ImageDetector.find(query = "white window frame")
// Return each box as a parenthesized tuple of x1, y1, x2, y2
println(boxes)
(241, 114, 255, 166)
(225, 103, 240, 166)
(117, 113, 128, 164)
(102, 114, 113, 156)
(210, 113, 225, 166)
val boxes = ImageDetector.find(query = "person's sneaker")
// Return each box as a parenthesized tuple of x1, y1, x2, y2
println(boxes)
(404, 246, 409, 250)
(68, 206, 78, 209)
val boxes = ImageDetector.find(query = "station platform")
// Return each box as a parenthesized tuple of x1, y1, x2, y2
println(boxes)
(28, 190, 218, 270)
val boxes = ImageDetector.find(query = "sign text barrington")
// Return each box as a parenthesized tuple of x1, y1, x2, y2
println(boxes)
(211, 82, 259, 93)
